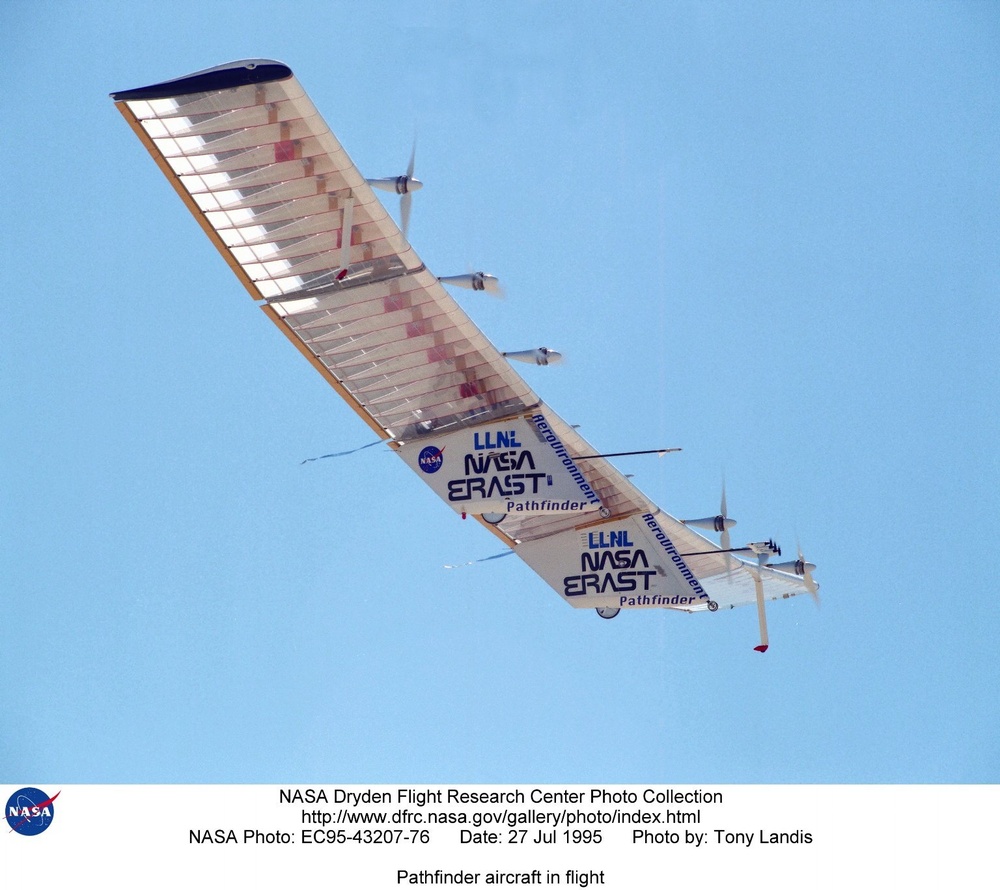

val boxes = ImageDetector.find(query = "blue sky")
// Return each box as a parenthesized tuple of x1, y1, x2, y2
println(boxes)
(2, 1, 997, 783)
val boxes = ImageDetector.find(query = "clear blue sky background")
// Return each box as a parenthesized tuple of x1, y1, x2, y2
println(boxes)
(2, 1, 997, 783)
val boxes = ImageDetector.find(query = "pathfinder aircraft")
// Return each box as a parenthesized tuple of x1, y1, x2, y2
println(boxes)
(111, 60, 818, 650)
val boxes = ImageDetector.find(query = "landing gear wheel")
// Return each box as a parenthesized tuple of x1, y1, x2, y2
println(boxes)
(481, 512, 506, 525)
(596, 607, 621, 620)
(707, 600, 719, 612)
(599, 507, 612, 519)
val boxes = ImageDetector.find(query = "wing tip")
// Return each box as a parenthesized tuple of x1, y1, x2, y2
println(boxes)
(111, 59, 292, 101)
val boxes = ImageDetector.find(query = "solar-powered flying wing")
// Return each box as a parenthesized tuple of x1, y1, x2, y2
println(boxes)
(111, 59, 819, 650)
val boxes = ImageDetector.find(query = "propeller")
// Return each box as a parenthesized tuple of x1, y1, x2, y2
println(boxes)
(800, 548, 819, 601)
(438, 272, 505, 298)
(720, 481, 732, 554)
(502, 347, 563, 366)
(769, 539, 820, 606)
(400, 142, 417, 238)
(366, 140, 422, 239)
(682, 481, 737, 571)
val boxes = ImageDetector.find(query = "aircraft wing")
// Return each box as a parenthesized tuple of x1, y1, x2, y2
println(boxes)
(112, 60, 817, 628)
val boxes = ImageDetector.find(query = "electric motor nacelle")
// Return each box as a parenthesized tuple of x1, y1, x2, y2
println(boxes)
(503, 347, 563, 366)
(683, 515, 736, 533)
(769, 558, 817, 577)
(438, 272, 503, 295)
(367, 174, 423, 195)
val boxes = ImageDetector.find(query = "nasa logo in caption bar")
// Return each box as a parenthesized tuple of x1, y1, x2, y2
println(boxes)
(6, 787, 60, 836)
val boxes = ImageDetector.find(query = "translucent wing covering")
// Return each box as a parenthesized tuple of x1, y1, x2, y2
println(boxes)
(112, 60, 816, 615)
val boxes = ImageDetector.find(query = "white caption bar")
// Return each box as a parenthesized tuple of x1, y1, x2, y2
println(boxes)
(5, 784, 993, 887)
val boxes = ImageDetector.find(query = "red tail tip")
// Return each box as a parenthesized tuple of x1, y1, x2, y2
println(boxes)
(753, 644, 769, 653)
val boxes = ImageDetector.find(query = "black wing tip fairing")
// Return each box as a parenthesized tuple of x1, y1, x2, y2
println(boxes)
(110, 59, 293, 102)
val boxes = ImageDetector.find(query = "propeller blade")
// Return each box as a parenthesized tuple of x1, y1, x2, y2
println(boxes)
(720, 480, 733, 574)
(402, 138, 417, 238)
(797, 539, 820, 605)
(721, 525, 732, 556)
(401, 191, 412, 239)
(721, 529, 733, 575)
(366, 139, 421, 237)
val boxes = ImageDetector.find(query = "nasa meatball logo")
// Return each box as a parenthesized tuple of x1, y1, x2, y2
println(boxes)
(418, 445, 445, 474)
(6, 787, 60, 836)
